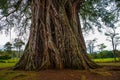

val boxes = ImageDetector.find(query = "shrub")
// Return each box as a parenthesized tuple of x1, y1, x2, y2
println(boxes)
(0, 60, 6, 63)
(0, 55, 11, 60)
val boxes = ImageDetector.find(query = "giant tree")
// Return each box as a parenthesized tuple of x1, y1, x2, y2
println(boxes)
(14, 0, 99, 70)
(0, 0, 120, 70)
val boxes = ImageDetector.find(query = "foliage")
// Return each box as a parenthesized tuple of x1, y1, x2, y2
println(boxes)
(105, 27, 120, 50)
(0, 49, 23, 59)
(97, 43, 107, 58)
(0, 55, 11, 60)
(13, 38, 24, 58)
(80, 0, 120, 32)
(0, 0, 119, 34)
(13, 38, 25, 50)
(105, 26, 120, 62)
(97, 43, 107, 51)
(89, 50, 115, 59)
(0, 60, 6, 63)
(101, 50, 114, 58)
(0, 50, 4, 55)
(114, 50, 120, 57)
(0, 0, 31, 34)
(4, 42, 12, 52)
(86, 38, 97, 54)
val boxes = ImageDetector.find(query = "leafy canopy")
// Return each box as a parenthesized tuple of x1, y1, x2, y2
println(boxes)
(80, 0, 120, 32)
(0, 0, 120, 34)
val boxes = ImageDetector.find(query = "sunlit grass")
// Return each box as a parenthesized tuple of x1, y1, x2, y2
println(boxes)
(0, 63, 16, 68)
(0, 58, 19, 68)
(1, 58, 120, 68)
(93, 58, 120, 63)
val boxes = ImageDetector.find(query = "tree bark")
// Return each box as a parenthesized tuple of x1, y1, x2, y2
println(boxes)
(14, 0, 98, 70)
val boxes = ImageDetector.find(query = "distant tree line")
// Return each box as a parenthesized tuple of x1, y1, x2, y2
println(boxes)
(0, 49, 24, 60)
(0, 38, 25, 60)
(88, 50, 120, 59)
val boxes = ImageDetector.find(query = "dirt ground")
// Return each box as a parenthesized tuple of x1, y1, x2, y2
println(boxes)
(0, 66, 120, 80)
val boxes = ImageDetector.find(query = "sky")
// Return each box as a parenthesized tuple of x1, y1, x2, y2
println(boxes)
(84, 26, 120, 51)
(0, 30, 17, 49)
(84, 29, 112, 51)
(0, 26, 120, 51)
(0, 29, 28, 50)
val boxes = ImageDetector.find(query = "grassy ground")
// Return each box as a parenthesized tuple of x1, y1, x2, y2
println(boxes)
(0, 69, 37, 80)
(0, 64, 120, 80)
(0, 58, 120, 80)
(0, 58, 119, 68)
(0, 63, 16, 68)
(93, 58, 120, 63)
(98, 63, 120, 66)
(0, 58, 18, 68)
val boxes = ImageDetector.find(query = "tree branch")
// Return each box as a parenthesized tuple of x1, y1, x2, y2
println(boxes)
(0, 10, 16, 20)
(0, 0, 23, 20)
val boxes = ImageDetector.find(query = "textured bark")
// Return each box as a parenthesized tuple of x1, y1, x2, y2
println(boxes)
(14, 0, 99, 70)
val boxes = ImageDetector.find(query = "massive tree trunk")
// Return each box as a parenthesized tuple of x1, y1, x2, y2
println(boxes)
(14, 0, 98, 70)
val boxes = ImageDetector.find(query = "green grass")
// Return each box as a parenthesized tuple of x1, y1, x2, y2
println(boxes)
(0, 58, 120, 68)
(0, 58, 30, 80)
(0, 63, 16, 68)
(98, 63, 120, 66)
(0, 58, 120, 80)
(93, 58, 120, 63)
(0, 69, 31, 80)
(0, 58, 19, 68)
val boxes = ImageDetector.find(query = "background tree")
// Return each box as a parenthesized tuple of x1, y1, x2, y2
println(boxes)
(114, 37, 120, 50)
(90, 50, 113, 59)
(4, 42, 12, 53)
(4, 42, 13, 58)
(105, 26, 120, 62)
(86, 38, 97, 54)
(115, 50, 120, 61)
(97, 43, 107, 58)
(13, 38, 25, 58)
(0, 49, 4, 56)
(98, 50, 113, 58)
(0, 0, 120, 70)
